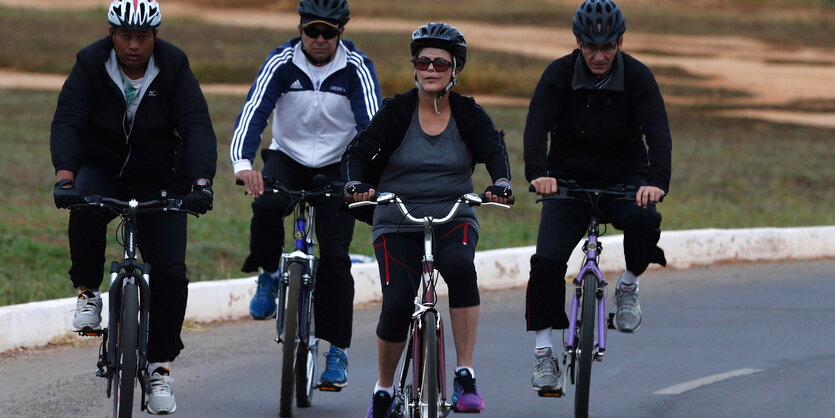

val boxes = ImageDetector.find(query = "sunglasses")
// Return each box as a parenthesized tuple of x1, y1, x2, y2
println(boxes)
(302, 26, 340, 40)
(412, 57, 453, 72)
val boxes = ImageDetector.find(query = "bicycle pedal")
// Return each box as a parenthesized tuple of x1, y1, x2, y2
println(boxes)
(537, 389, 564, 398)
(76, 327, 104, 337)
(607, 313, 616, 330)
(317, 385, 343, 392)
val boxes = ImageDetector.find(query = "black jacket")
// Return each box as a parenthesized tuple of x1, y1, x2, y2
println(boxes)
(523, 50, 672, 193)
(50, 36, 217, 193)
(342, 88, 511, 187)
(341, 89, 512, 224)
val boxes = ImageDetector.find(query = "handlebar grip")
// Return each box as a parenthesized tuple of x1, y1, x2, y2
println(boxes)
(235, 179, 244, 186)
(528, 185, 536, 193)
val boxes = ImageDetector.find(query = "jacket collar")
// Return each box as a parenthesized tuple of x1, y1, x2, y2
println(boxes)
(292, 38, 347, 79)
(571, 50, 625, 92)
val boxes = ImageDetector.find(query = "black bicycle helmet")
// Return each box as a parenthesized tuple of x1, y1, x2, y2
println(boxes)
(410, 22, 467, 69)
(297, 0, 350, 26)
(572, 0, 626, 45)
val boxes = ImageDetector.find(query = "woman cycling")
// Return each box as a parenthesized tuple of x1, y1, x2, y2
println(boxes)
(341, 22, 513, 418)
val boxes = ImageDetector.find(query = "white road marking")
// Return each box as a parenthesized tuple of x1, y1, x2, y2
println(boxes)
(653, 368, 765, 395)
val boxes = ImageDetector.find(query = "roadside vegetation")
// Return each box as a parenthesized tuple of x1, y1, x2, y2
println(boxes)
(0, 2, 833, 305)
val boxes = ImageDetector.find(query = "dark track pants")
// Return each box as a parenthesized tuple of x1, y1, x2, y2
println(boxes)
(525, 195, 666, 331)
(68, 166, 188, 362)
(241, 150, 355, 349)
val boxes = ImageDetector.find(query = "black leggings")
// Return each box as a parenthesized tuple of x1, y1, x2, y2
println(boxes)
(68, 166, 189, 362)
(525, 194, 666, 331)
(373, 222, 479, 342)
(242, 149, 356, 348)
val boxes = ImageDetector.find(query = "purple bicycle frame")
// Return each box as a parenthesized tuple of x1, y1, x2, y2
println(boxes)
(564, 232, 608, 353)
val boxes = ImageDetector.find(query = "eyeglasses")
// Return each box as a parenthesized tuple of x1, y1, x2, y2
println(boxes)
(302, 26, 340, 40)
(580, 42, 618, 54)
(412, 57, 452, 72)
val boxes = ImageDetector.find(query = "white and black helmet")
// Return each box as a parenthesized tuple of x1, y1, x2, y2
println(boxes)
(410, 22, 467, 69)
(573, 0, 625, 45)
(297, 0, 350, 26)
(108, 0, 162, 31)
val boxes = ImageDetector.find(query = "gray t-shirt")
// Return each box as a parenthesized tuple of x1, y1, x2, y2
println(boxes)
(372, 107, 478, 241)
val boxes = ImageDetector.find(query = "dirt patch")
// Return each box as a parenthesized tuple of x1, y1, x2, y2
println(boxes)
(2, 0, 833, 128)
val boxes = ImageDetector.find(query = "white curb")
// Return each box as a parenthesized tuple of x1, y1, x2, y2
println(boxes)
(1, 226, 833, 352)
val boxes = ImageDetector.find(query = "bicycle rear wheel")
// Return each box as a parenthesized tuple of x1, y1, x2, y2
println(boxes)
(113, 281, 139, 418)
(419, 311, 439, 418)
(280, 263, 302, 417)
(295, 277, 317, 407)
(575, 273, 597, 418)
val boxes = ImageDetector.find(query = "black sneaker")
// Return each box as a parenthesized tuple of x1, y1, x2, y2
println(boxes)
(365, 390, 394, 418)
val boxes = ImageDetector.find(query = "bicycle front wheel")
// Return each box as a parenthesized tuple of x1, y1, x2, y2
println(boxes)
(575, 272, 597, 418)
(419, 311, 439, 418)
(113, 281, 139, 418)
(295, 276, 317, 407)
(280, 263, 302, 417)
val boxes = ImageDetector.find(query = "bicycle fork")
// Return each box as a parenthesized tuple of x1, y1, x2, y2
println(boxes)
(99, 261, 151, 404)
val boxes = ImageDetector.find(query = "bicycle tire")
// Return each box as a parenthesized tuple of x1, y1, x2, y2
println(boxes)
(295, 281, 316, 407)
(113, 281, 139, 418)
(419, 311, 439, 418)
(575, 272, 597, 418)
(280, 263, 302, 417)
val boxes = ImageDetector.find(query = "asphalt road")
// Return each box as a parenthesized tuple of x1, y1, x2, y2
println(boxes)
(2, 259, 834, 417)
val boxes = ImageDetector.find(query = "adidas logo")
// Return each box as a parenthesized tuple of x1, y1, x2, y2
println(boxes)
(290, 79, 303, 89)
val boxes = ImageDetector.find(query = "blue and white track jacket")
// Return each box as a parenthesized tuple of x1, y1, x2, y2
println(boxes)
(230, 38, 381, 172)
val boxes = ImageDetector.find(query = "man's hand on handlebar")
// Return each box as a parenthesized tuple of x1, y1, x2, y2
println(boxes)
(635, 185, 665, 208)
(530, 177, 557, 196)
(235, 169, 264, 199)
(344, 182, 376, 203)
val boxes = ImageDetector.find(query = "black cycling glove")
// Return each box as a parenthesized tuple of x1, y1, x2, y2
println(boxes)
(182, 182, 213, 214)
(484, 185, 513, 198)
(53, 179, 83, 208)
(346, 182, 374, 194)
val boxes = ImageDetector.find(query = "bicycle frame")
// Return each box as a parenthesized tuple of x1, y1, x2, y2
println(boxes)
(565, 217, 607, 357)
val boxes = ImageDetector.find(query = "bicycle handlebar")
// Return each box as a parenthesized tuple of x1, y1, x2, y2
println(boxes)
(529, 180, 664, 204)
(348, 192, 509, 225)
(67, 195, 197, 216)
(235, 174, 344, 199)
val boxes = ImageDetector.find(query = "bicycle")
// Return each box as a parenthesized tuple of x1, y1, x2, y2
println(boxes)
(532, 179, 658, 418)
(239, 174, 343, 417)
(68, 195, 196, 418)
(350, 192, 510, 418)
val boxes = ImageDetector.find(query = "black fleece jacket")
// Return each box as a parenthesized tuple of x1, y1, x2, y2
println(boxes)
(50, 36, 216, 193)
(523, 50, 672, 193)
(341, 89, 511, 188)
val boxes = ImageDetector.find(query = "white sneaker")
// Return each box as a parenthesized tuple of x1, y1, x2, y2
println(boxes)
(615, 283, 642, 333)
(146, 367, 176, 414)
(71, 291, 102, 332)
(531, 347, 562, 393)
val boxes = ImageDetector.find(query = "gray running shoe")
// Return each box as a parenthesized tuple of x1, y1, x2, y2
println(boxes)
(72, 291, 103, 332)
(615, 283, 642, 333)
(531, 347, 561, 392)
(146, 367, 177, 415)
